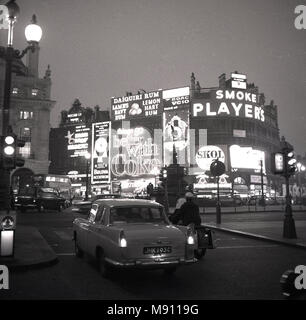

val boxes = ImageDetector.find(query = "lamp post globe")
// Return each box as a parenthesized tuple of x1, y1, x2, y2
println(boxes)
(25, 14, 42, 43)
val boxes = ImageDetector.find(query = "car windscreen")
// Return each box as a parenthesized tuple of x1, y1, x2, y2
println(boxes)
(110, 206, 167, 224)
(39, 192, 57, 197)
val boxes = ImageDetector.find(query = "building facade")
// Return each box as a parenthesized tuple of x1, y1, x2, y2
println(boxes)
(49, 99, 110, 195)
(50, 71, 288, 198)
(0, 42, 55, 191)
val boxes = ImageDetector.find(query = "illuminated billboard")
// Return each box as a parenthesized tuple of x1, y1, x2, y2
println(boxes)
(111, 90, 162, 121)
(230, 145, 265, 171)
(110, 126, 162, 179)
(192, 89, 265, 122)
(162, 87, 190, 111)
(231, 73, 247, 90)
(195, 145, 226, 171)
(91, 122, 111, 184)
(162, 87, 190, 166)
(65, 125, 90, 158)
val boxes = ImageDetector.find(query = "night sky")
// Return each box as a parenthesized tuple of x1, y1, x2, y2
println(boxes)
(1, 0, 305, 154)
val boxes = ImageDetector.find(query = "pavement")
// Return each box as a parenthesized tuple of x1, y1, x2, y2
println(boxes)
(200, 209, 306, 250)
(0, 225, 58, 270)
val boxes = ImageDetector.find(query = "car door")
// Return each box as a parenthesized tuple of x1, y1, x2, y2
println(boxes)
(86, 204, 105, 256)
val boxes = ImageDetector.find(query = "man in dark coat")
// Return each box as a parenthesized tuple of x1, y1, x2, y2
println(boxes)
(175, 192, 201, 226)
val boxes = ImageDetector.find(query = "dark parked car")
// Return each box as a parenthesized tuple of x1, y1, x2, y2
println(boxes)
(72, 194, 121, 214)
(15, 187, 66, 212)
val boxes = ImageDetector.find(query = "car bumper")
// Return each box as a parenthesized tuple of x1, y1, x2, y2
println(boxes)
(105, 256, 197, 269)
(15, 204, 37, 208)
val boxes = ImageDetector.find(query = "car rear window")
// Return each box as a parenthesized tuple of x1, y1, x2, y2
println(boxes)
(18, 187, 35, 196)
(110, 207, 167, 224)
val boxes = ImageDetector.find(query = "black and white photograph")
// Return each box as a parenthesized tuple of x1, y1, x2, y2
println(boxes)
(0, 0, 306, 310)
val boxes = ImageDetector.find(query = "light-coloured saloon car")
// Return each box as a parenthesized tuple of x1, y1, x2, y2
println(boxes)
(73, 199, 197, 276)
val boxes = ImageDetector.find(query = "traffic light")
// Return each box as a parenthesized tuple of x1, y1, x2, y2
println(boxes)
(1, 135, 15, 169)
(285, 150, 297, 176)
(0, 134, 25, 170)
(272, 148, 297, 177)
(158, 167, 167, 182)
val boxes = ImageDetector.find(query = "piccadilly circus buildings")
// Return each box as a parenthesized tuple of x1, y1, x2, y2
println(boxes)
(49, 71, 288, 198)
(0, 40, 55, 192)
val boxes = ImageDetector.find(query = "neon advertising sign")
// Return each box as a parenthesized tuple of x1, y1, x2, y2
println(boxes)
(111, 126, 162, 178)
(192, 89, 265, 122)
(91, 122, 111, 184)
(111, 90, 162, 121)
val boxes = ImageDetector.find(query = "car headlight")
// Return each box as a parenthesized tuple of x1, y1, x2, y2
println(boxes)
(119, 230, 127, 248)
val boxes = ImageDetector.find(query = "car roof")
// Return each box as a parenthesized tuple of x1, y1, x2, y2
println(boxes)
(94, 198, 163, 208)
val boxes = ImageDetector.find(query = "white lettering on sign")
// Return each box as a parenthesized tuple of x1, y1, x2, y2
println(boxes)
(192, 89, 264, 122)
(196, 146, 225, 171)
(111, 91, 162, 120)
(0, 265, 9, 290)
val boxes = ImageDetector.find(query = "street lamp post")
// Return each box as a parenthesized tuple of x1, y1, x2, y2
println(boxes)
(296, 162, 305, 205)
(259, 160, 266, 207)
(0, 0, 42, 214)
(84, 153, 91, 201)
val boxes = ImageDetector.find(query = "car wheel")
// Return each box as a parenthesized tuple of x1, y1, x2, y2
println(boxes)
(38, 204, 45, 213)
(97, 249, 112, 278)
(194, 248, 206, 260)
(58, 204, 64, 212)
(74, 237, 83, 258)
(163, 267, 177, 275)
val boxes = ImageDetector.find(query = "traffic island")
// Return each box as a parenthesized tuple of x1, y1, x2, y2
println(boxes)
(203, 222, 306, 250)
(0, 226, 58, 270)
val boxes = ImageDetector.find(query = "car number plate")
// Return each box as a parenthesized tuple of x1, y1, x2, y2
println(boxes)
(143, 246, 172, 255)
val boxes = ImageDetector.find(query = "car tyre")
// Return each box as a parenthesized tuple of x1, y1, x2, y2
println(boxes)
(58, 204, 64, 212)
(194, 248, 206, 260)
(163, 267, 177, 275)
(74, 237, 84, 258)
(97, 249, 112, 278)
(38, 204, 45, 213)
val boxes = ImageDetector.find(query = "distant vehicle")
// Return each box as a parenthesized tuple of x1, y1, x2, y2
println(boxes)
(197, 194, 242, 207)
(72, 194, 121, 214)
(15, 186, 66, 212)
(247, 195, 287, 206)
(33, 174, 72, 208)
(72, 199, 198, 277)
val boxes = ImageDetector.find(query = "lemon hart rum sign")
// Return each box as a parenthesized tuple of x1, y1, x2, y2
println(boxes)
(111, 90, 162, 121)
